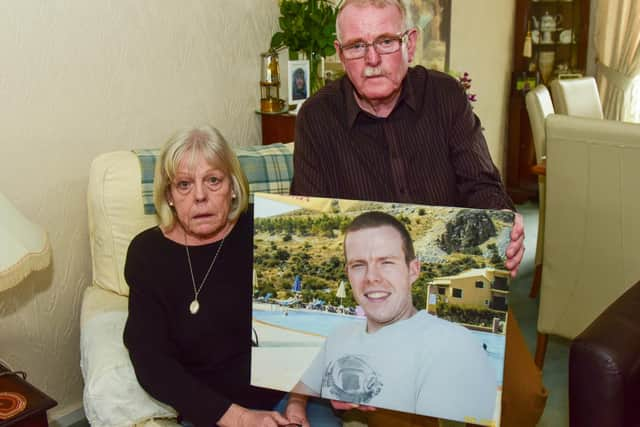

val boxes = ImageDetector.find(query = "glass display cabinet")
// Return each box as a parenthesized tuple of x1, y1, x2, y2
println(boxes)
(506, 0, 590, 203)
(525, 0, 589, 83)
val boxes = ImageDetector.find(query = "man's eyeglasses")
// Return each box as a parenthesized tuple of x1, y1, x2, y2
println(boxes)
(338, 30, 410, 60)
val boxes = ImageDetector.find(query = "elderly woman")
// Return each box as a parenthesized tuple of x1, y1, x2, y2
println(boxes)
(123, 126, 340, 427)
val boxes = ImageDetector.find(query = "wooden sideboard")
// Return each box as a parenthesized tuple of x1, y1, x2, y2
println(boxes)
(258, 112, 296, 145)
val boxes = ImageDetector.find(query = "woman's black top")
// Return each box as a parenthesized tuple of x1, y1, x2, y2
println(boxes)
(123, 208, 283, 427)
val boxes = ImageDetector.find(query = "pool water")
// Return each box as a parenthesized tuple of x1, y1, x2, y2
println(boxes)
(254, 308, 365, 336)
(253, 308, 506, 385)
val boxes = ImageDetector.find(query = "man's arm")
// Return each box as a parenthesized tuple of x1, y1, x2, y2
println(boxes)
(290, 105, 327, 197)
(446, 84, 514, 211)
(445, 88, 524, 276)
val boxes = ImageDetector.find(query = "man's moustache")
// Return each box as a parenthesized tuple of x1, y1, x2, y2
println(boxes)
(363, 67, 384, 77)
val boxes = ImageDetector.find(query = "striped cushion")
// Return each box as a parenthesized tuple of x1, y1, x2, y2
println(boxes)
(133, 143, 294, 214)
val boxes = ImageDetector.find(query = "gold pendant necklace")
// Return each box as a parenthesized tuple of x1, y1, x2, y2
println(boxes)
(185, 233, 225, 315)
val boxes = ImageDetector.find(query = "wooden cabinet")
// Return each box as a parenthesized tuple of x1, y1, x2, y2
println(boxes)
(0, 364, 57, 427)
(506, 0, 590, 203)
(258, 112, 296, 146)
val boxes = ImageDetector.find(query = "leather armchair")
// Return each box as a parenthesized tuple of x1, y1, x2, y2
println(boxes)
(534, 114, 640, 368)
(82, 144, 295, 427)
(569, 280, 640, 427)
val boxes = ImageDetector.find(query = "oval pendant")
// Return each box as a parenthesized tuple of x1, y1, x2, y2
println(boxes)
(189, 299, 200, 315)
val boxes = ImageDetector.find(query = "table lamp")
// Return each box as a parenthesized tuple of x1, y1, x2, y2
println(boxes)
(0, 192, 51, 292)
(0, 191, 51, 420)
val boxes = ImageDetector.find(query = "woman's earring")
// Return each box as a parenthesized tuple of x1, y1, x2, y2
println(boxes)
(168, 200, 174, 206)
(232, 193, 237, 199)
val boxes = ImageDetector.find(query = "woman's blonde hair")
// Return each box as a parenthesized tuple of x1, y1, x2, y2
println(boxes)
(153, 125, 249, 231)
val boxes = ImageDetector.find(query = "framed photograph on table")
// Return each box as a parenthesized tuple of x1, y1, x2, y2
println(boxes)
(288, 60, 310, 112)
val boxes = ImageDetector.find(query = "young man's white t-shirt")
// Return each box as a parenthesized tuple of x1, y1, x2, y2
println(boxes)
(300, 310, 498, 423)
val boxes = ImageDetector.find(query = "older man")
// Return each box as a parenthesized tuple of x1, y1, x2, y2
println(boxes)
(289, 1, 545, 426)
(286, 212, 498, 425)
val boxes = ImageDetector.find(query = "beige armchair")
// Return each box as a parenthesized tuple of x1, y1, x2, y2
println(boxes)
(549, 77, 604, 119)
(534, 114, 640, 368)
(82, 144, 295, 426)
(524, 85, 555, 298)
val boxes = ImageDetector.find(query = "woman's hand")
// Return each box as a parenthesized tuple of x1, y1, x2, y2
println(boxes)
(218, 403, 291, 427)
(284, 393, 310, 427)
(237, 409, 292, 427)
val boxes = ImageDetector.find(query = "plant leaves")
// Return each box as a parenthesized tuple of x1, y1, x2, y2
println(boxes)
(271, 32, 285, 49)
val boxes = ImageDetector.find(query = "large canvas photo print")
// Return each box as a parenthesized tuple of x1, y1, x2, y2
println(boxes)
(251, 194, 513, 426)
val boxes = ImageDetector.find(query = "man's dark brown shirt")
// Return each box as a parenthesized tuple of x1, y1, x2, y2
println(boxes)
(290, 66, 514, 210)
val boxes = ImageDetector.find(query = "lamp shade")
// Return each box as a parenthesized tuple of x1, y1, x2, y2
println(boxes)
(0, 192, 51, 292)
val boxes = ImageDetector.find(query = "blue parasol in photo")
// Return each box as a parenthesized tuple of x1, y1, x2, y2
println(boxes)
(292, 275, 302, 293)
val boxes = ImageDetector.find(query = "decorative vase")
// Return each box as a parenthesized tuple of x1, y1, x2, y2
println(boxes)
(538, 51, 556, 84)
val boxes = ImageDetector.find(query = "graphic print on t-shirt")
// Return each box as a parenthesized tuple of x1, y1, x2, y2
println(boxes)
(323, 355, 383, 403)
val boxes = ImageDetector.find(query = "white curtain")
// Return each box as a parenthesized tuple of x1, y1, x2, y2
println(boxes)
(594, 0, 640, 121)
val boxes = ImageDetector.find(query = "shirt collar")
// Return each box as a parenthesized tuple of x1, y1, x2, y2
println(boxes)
(343, 68, 418, 128)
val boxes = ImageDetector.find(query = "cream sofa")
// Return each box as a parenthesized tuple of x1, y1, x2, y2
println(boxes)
(81, 143, 294, 427)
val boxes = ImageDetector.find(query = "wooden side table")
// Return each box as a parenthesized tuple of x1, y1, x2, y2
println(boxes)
(0, 364, 57, 427)
(257, 112, 296, 145)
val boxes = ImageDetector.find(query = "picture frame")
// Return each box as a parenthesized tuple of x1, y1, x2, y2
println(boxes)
(404, 0, 452, 72)
(251, 193, 513, 426)
(288, 60, 310, 111)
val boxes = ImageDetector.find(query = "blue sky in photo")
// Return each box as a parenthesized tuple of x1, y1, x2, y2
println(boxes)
(254, 194, 300, 218)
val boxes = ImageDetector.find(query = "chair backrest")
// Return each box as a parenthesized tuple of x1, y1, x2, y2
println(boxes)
(525, 85, 555, 163)
(538, 114, 640, 339)
(549, 77, 604, 119)
(87, 144, 294, 296)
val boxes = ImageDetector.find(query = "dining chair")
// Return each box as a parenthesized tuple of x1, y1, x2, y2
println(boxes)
(534, 114, 640, 369)
(549, 77, 604, 119)
(524, 85, 554, 298)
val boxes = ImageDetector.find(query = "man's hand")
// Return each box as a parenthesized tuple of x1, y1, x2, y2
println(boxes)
(284, 393, 310, 427)
(330, 400, 377, 412)
(505, 212, 525, 278)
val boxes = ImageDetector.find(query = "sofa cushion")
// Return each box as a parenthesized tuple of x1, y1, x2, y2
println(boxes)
(87, 143, 294, 296)
(80, 286, 177, 427)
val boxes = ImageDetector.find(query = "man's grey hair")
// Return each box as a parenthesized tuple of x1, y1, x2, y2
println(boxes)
(336, 0, 409, 42)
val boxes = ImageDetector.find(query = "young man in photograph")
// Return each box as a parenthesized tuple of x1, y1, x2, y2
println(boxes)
(285, 212, 498, 426)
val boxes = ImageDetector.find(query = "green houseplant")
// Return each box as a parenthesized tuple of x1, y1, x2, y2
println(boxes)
(270, 0, 339, 94)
